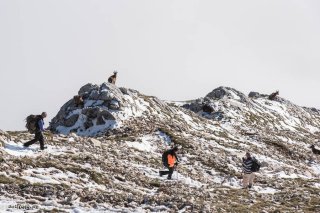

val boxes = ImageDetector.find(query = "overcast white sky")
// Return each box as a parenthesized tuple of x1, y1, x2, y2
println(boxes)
(1, 0, 320, 131)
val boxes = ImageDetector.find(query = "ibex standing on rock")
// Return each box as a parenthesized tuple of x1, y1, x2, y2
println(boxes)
(268, 90, 279, 101)
(108, 71, 118, 85)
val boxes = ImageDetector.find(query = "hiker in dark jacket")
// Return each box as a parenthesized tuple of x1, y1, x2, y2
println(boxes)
(242, 152, 256, 188)
(24, 112, 47, 150)
(159, 147, 179, 180)
(108, 71, 118, 84)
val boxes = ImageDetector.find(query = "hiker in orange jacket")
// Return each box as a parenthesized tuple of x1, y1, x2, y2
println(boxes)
(159, 146, 179, 180)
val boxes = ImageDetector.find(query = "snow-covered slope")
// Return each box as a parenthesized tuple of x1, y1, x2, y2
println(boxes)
(1, 84, 320, 212)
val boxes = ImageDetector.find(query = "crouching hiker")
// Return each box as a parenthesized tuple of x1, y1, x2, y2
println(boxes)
(159, 146, 179, 180)
(24, 112, 47, 150)
(242, 152, 260, 189)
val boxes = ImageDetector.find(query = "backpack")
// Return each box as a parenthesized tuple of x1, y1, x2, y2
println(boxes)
(25, 115, 38, 133)
(251, 158, 261, 172)
(162, 151, 169, 168)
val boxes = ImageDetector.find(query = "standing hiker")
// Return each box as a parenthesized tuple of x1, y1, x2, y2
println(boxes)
(108, 71, 118, 84)
(159, 146, 179, 180)
(24, 112, 47, 150)
(242, 152, 260, 189)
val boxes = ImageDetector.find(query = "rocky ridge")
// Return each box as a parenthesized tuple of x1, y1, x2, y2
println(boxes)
(0, 84, 320, 212)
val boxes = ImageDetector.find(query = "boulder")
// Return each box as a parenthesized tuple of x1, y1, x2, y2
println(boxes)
(182, 100, 204, 113)
(99, 90, 113, 101)
(84, 120, 94, 129)
(212, 112, 224, 121)
(206, 87, 227, 99)
(50, 82, 141, 135)
(101, 110, 115, 119)
(114, 175, 126, 182)
(100, 82, 111, 91)
(82, 108, 100, 119)
(89, 90, 100, 100)
(119, 87, 129, 95)
(202, 104, 214, 113)
(248, 92, 260, 98)
(96, 110, 115, 125)
(109, 100, 120, 110)
(99, 110, 116, 120)
(96, 115, 106, 125)
(206, 86, 248, 103)
(89, 138, 102, 147)
(78, 83, 99, 96)
(69, 133, 79, 139)
(64, 114, 79, 127)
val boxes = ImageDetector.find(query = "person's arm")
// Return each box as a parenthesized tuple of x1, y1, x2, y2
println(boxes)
(174, 153, 179, 162)
(38, 120, 44, 132)
(242, 158, 246, 173)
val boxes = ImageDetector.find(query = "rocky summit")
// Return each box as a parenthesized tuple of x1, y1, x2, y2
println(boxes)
(1, 83, 320, 212)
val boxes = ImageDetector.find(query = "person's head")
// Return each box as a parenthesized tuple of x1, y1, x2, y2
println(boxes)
(41, 112, 47, 118)
(113, 70, 118, 75)
(245, 152, 251, 159)
(310, 144, 315, 149)
(172, 146, 179, 152)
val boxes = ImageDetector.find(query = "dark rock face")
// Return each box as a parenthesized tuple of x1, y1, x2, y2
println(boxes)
(248, 92, 260, 98)
(182, 87, 248, 121)
(109, 100, 120, 110)
(64, 114, 79, 127)
(202, 104, 214, 113)
(50, 83, 125, 135)
(182, 100, 204, 113)
(206, 87, 228, 99)
(78, 83, 99, 96)
(248, 91, 269, 99)
(205, 86, 248, 103)
(82, 108, 100, 119)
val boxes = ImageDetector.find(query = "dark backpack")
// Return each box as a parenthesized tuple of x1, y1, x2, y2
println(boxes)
(162, 151, 169, 167)
(25, 115, 38, 134)
(251, 158, 261, 172)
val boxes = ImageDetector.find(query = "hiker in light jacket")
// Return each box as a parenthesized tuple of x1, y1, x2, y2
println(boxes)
(242, 152, 256, 188)
(24, 112, 47, 150)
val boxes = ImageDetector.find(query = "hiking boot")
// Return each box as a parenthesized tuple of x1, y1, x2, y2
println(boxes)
(23, 144, 29, 148)
(40, 146, 47, 150)
(248, 184, 252, 189)
(167, 176, 172, 180)
(159, 171, 163, 177)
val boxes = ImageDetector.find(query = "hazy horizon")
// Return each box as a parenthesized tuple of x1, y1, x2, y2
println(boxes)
(1, 0, 320, 131)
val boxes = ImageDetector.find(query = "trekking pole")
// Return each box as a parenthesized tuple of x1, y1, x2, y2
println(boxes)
(176, 165, 178, 181)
